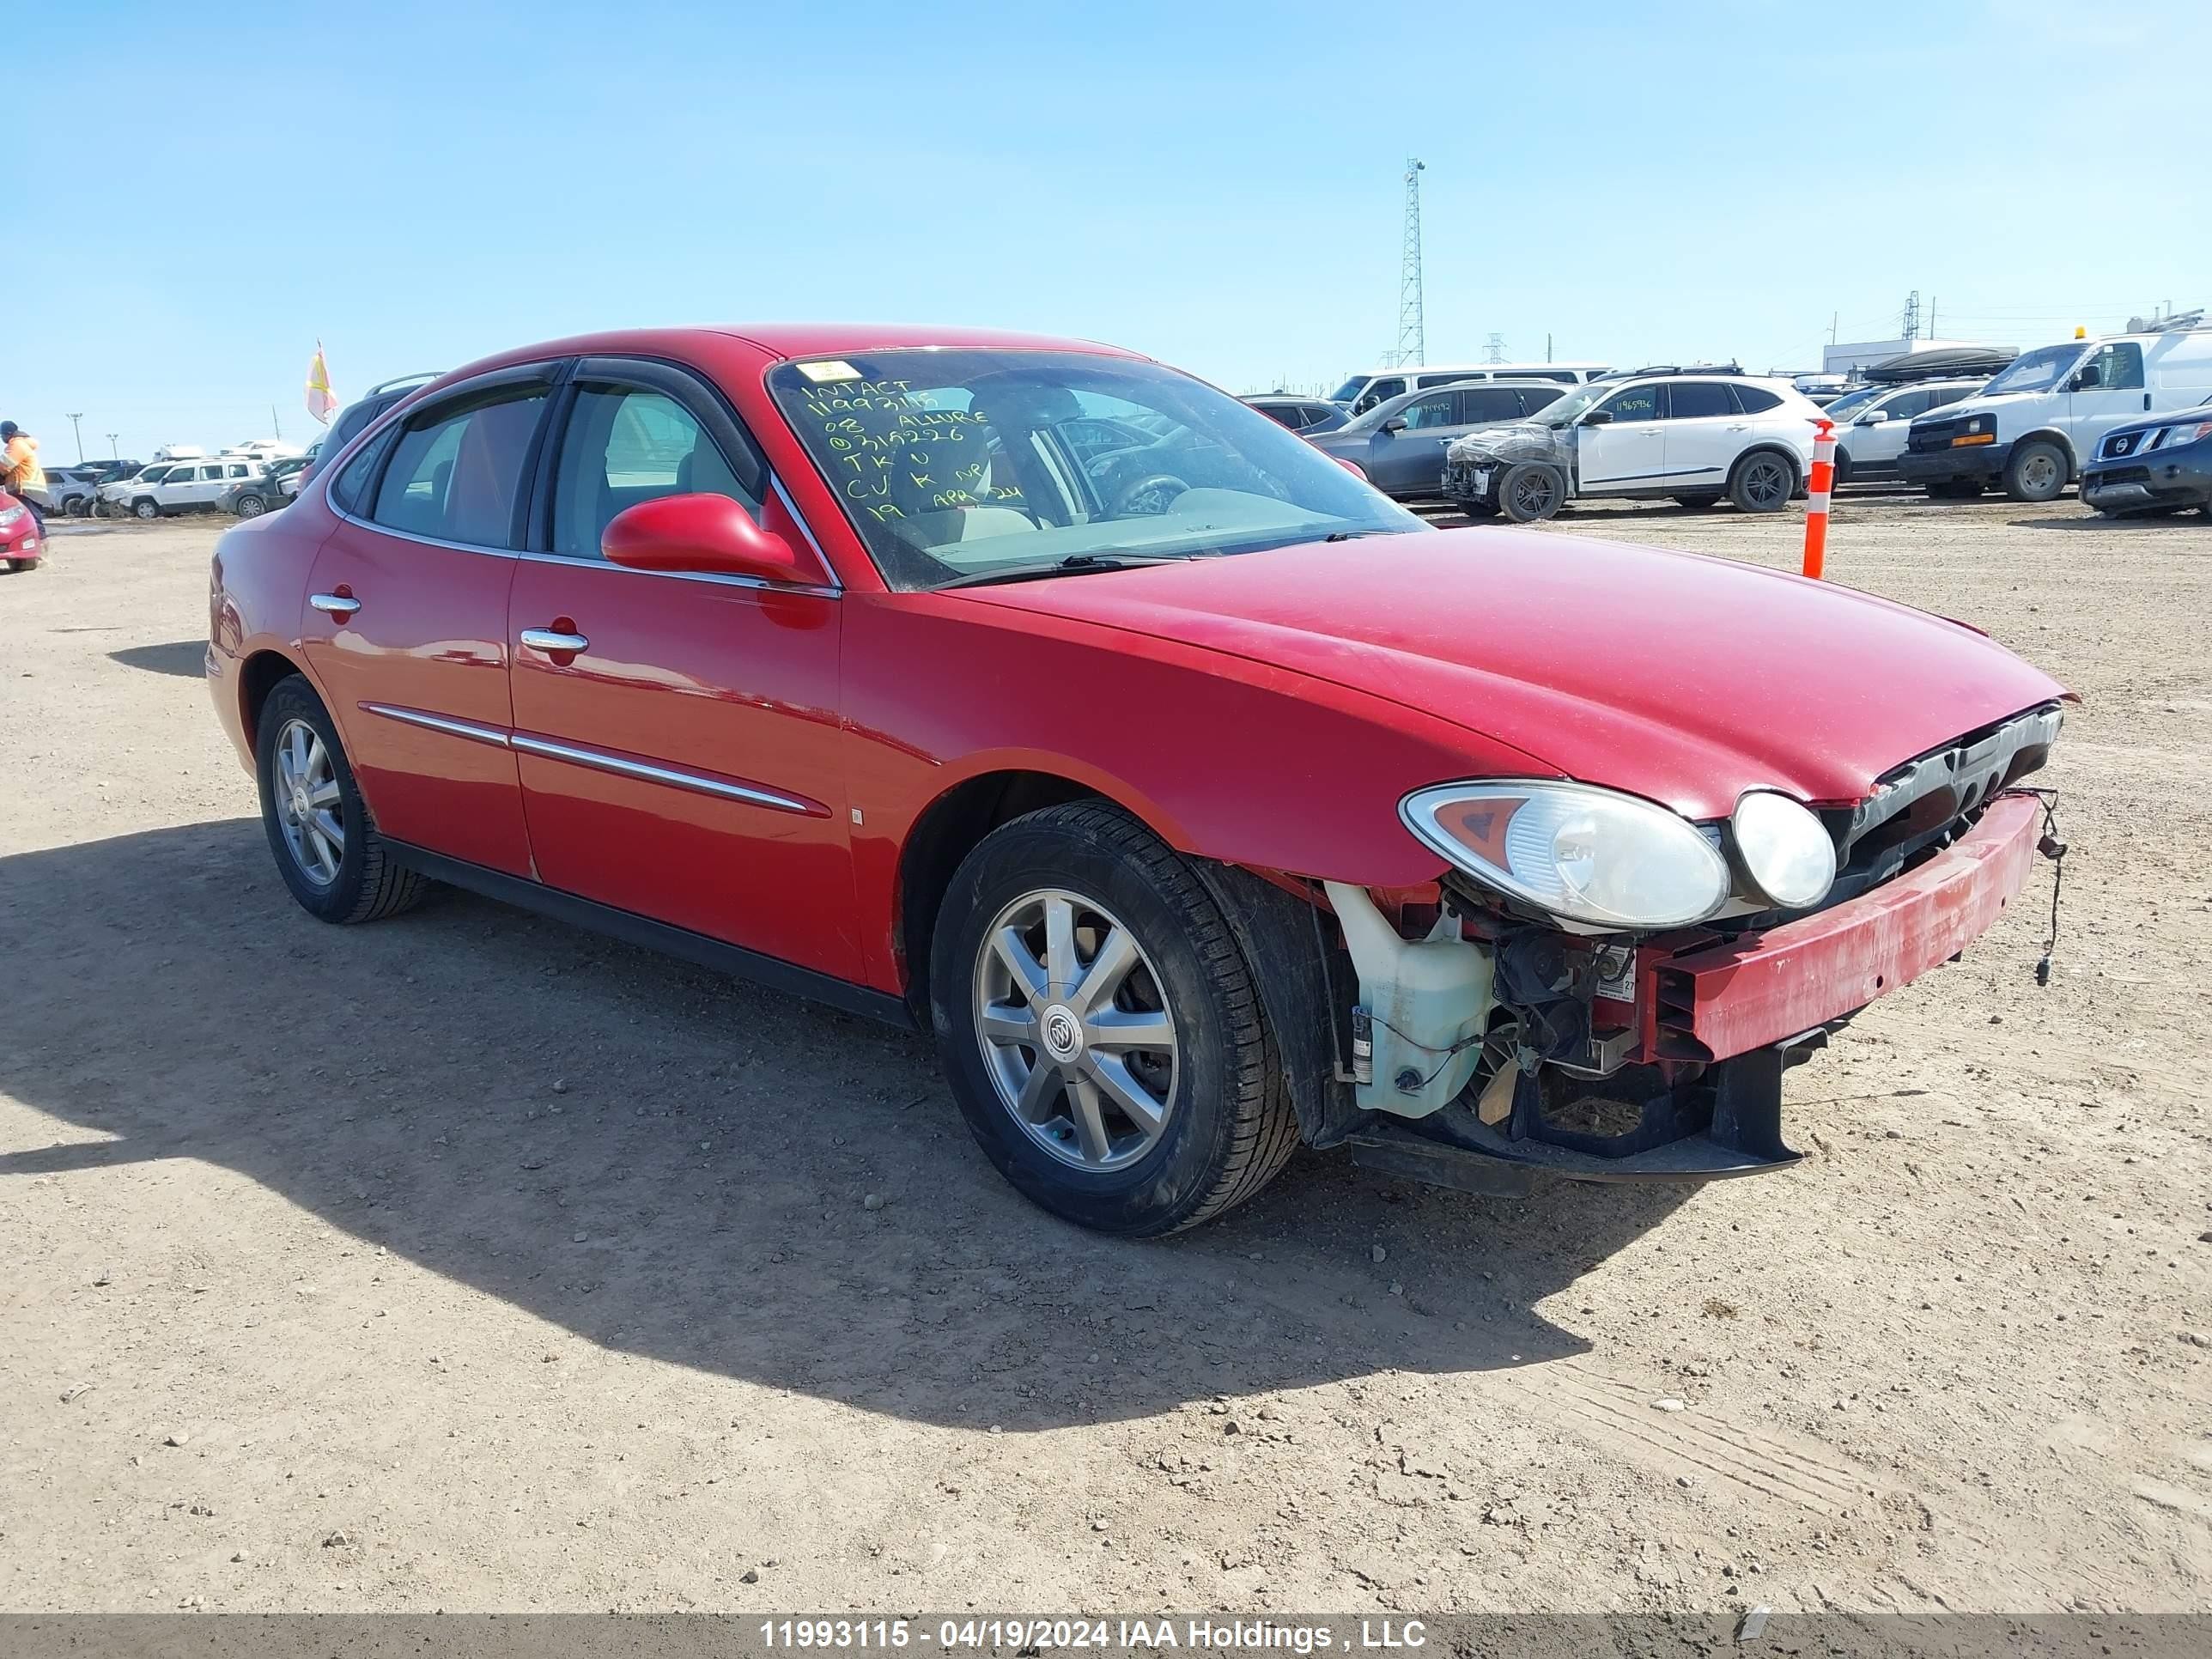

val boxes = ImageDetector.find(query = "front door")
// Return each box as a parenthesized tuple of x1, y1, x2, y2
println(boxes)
(298, 369, 555, 878)
(2064, 340, 2149, 461)
(1575, 382, 1665, 490)
(1364, 387, 1464, 495)
(505, 360, 859, 981)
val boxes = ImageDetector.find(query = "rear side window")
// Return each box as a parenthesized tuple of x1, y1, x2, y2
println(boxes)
(370, 386, 550, 548)
(1516, 385, 1566, 416)
(1729, 384, 1783, 414)
(1462, 386, 1524, 424)
(1417, 373, 1471, 388)
(1667, 382, 1733, 420)
(1926, 386, 1972, 411)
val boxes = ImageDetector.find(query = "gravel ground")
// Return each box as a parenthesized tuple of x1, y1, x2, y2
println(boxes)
(2, 494, 2208, 1616)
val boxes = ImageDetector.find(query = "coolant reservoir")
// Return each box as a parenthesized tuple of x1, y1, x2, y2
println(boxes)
(1323, 883, 1495, 1118)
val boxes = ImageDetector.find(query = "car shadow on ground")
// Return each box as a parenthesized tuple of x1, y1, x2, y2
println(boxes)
(0, 821, 1690, 1431)
(107, 640, 207, 678)
(2015, 511, 2209, 532)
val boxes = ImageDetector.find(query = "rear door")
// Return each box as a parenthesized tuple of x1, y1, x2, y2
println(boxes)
(1574, 382, 1665, 491)
(1655, 380, 1738, 488)
(297, 365, 556, 877)
(504, 357, 859, 978)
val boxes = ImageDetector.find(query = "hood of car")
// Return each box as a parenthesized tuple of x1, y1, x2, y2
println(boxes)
(957, 527, 2067, 820)
(1446, 423, 1571, 465)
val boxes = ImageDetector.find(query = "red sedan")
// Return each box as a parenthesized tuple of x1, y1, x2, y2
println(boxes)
(205, 325, 2067, 1234)
(1, 488, 45, 571)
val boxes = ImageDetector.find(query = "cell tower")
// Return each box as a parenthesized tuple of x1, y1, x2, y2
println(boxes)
(1393, 159, 1426, 368)
(1901, 289, 1921, 340)
(1484, 332, 1506, 364)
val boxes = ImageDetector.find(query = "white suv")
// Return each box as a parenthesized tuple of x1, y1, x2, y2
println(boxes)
(106, 458, 262, 520)
(1821, 379, 1985, 483)
(1441, 374, 1821, 521)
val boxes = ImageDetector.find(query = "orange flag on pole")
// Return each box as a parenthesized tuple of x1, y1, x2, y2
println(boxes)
(306, 343, 337, 425)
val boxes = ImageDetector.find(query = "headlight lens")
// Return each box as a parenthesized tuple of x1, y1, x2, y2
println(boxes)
(1401, 780, 1731, 930)
(1731, 791, 1837, 909)
(0, 504, 23, 530)
(2156, 419, 2212, 450)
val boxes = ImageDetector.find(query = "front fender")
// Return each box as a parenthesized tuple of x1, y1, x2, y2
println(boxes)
(841, 592, 1546, 992)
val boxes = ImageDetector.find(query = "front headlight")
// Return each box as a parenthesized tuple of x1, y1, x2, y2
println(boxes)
(1731, 791, 1837, 909)
(2156, 418, 2212, 450)
(1400, 780, 1731, 930)
(0, 505, 23, 530)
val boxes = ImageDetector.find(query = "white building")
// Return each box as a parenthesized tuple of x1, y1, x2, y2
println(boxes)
(1821, 337, 2001, 376)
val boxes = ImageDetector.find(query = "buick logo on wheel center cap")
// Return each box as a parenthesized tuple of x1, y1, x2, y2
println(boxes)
(1041, 1005, 1083, 1063)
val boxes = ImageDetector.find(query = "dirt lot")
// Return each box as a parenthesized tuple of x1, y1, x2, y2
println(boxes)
(3, 495, 2209, 1617)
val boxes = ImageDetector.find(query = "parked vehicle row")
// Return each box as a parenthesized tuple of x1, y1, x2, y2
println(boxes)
(206, 321, 2069, 1235)
(1329, 362, 1611, 415)
(1897, 319, 2212, 503)
(1306, 379, 1566, 499)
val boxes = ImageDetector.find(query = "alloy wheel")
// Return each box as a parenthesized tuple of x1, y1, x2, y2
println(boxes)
(1509, 469, 1559, 519)
(1741, 457, 1790, 507)
(972, 888, 1180, 1171)
(272, 718, 344, 885)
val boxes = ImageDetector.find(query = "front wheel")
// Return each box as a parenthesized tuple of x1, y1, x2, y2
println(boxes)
(5, 557, 40, 573)
(2003, 440, 2069, 503)
(255, 675, 430, 924)
(1728, 451, 1796, 513)
(1497, 462, 1565, 523)
(929, 802, 1298, 1235)
(233, 494, 268, 519)
(132, 497, 161, 520)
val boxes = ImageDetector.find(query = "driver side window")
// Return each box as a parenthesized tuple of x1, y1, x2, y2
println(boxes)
(1401, 393, 1458, 429)
(2081, 343, 2144, 391)
(1599, 386, 1661, 422)
(550, 385, 758, 561)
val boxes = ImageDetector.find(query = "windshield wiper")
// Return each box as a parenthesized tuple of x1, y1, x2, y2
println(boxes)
(933, 552, 1197, 591)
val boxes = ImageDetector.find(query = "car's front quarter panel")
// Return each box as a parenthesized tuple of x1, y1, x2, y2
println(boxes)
(206, 503, 325, 771)
(839, 592, 1549, 993)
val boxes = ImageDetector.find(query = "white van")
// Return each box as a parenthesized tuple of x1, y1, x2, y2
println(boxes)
(1897, 322, 2212, 501)
(1329, 362, 1610, 414)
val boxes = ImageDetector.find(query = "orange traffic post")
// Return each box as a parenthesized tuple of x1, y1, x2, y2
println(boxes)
(1802, 416, 1836, 579)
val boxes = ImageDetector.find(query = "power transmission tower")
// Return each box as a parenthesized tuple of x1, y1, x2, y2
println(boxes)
(1392, 158, 1426, 368)
(1484, 332, 1506, 363)
(1901, 289, 1921, 340)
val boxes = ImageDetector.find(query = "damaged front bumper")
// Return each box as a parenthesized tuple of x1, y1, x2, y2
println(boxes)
(1346, 790, 2048, 1191)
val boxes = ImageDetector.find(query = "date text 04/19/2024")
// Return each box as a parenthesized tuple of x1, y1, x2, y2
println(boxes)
(758, 1621, 1429, 1651)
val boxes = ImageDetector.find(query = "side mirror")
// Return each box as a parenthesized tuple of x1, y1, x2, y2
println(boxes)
(1581, 409, 1614, 426)
(602, 492, 808, 584)
(1380, 416, 1408, 434)
(1858, 410, 1887, 425)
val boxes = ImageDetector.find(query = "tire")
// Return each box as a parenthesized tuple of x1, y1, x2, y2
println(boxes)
(928, 801, 1299, 1236)
(5, 557, 38, 573)
(1497, 462, 1565, 523)
(234, 494, 267, 519)
(1671, 492, 1723, 509)
(132, 497, 161, 520)
(1926, 480, 1985, 500)
(64, 495, 91, 518)
(2003, 440, 2069, 503)
(1727, 450, 1796, 513)
(255, 675, 430, 925)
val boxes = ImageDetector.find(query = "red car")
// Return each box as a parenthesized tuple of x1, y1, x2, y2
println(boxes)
(206, 325, 2067, 1235)
(1, 489, 45, 571)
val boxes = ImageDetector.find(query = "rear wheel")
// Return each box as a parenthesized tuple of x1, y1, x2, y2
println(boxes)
(1727, 451, 1796, 513)
(929, 801, 1298, 1235)
(2003, 440, 2069, 503)
(1497, 463, 1565, 523)
(255, 676, 429, 925)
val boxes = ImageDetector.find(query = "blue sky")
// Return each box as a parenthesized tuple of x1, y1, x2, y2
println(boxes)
(12, 1, 2208, 463)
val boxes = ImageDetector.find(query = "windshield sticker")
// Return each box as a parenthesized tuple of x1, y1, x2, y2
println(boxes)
(794, 360, 864, 384)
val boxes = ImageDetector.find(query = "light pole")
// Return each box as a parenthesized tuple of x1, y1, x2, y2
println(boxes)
(106, 433, 119, 460)
(67, 413, 86, 463)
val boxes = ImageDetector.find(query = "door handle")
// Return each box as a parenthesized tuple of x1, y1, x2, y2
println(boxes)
(520, 627, 590, 655)
(1725, 423, 1750, 432)
(309, 592, 360, 620)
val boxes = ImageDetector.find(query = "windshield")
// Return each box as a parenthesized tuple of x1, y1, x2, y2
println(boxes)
(769, 350, 1422, 592)
(1327, 375, 1369, 404)
(1978, 343, 2083, 398)
(1530, 384, 1607, 428)
(1821, 386, 1881, 421)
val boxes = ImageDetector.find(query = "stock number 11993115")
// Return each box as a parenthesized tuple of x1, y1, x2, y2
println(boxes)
(762, 1621, 1122, 1650)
